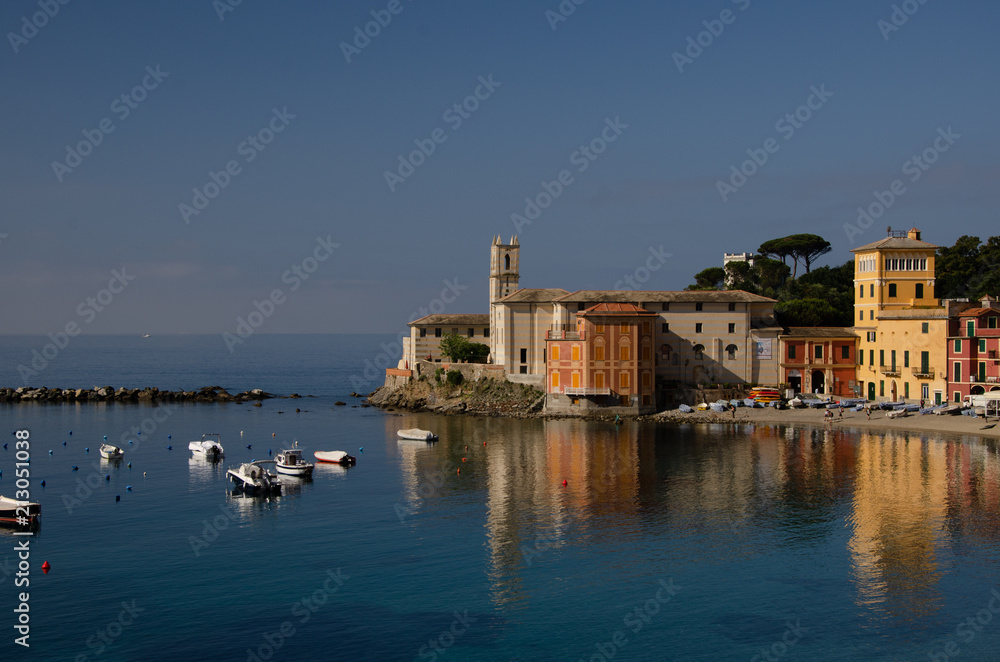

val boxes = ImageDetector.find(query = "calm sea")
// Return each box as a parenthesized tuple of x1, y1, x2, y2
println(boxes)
(1, 334, 999, 661)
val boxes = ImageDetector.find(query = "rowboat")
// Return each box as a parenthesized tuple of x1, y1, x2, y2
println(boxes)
(314, 450, 357, 465)
(99, 443, 124, 460)
(397, 428, 438, 441)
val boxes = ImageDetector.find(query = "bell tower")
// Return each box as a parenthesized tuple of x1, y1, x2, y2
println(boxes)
(489, 235, 519, 364)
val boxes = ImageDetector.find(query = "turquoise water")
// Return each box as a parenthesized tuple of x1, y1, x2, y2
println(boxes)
(1, 335, 1000, 660)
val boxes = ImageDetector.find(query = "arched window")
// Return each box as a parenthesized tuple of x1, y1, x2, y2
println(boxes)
(693, 344, 705, 360)
(504, 253, 510, 270)
(726, 344, 738, 360)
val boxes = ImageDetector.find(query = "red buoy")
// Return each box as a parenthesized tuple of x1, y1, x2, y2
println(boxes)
(42, 561, 50, 574)
(562, 480, 568, 486)
(462, 457, 466, 462)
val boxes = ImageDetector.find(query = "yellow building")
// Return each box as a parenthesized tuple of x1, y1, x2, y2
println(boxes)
(853, 228, 948, 404)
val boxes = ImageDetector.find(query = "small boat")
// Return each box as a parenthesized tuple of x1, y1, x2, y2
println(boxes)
(742, 398, 759, 408)
(696, 402, 710, 411)
(934, 405, 962, 415)
(788, 398, 804, 408)
(99, 444, 124, 460)
(879, 401, 904, 410)
(397, 428, 438, 441)
(709, 402, 726, 413)
(141, 333, 151, 338)
(0, 495, 41, 527)
(314, 450, 357, 465)
(677, 404, 693, 413)
(227, 462, 281, 494)
(188, 433, 224, 459)
(729, 399, 743, 408)
(275, 443, 314, 477)
(886, 409, 909, 419)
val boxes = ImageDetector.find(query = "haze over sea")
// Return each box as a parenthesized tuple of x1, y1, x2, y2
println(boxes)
(1, 334, 999, 661)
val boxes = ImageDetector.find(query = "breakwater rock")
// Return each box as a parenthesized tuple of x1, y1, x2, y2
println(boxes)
(0, 385, 274, 403)
(368, 376, 545, 418)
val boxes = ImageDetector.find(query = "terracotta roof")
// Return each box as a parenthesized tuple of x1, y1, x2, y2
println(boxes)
(781, 327, 858, 338)
(851, 237, 938, 252)
(555, 290, 776, 304)
(957, 308, 999, 317)
(577, 302, 658, 316)
(409, 314, 489, 326)
(496, 288, 569, 303)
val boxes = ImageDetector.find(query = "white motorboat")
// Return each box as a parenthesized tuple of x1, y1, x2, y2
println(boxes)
(275, 443, 314, 477)
(227, 462, 281, 494)
(314, 450, 357, 465)
(188, 433, 225, 459)
(99, 443, 124, 460)
(0, 495, 41, 527)
(397, 428, 438, 441)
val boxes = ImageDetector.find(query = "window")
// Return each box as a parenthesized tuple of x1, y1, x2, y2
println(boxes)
(860, 285, 864, 298)
(728, 303, 736, 311)
(661, 323, 669, 333)
(859, 311, 863, 321)
(915, 283, 923, 299)
(468, 328, 475, 337)
(869, 350, 874, 366)
(922, 322, 928, 333)
(880, 381, 884, 397)
(728, 323, 735, 333)
(693, 344, 704, 360)
(551, 373, 559, 389)
(642, 372, 651, 389)
(904, 351, 909, 368)
(905, 382, 910, 399)
(595, 346, 605, 361)
(596, 324, 604, 333)
(888, 284, 897, 298)
(419, 328, 426, 338)
(577, 303, 585, 311)
(571, 345, 580, 361)
(879, 350, 884, 367)
(595, 372, 604, 388)
(620, 373, 630, 389)
(815, 346, 823, 359)
(572, 373, 580, 388)
(955, 339, 962, 353)
(621, 323, 630, 333)
(620, 346, 630, 361)
(551, 346, 559, 361)
(870, 284, 874, 297)
(642, 322, 650, 335)
(954, 363, 961, 382)
(789, 345, 797, 359)
(891, 350, 896, 369)
(452, 328, 458, 336)
(979, 339, 986, 353)
(520, 348, 528, 363)
(483, 328, 490, 338)
(504, 254, 510, 270)
(967, 320, 975, 337)
(859, 350, 863, 366)
(869, 310, 874, 320)
(842, 345, 850, 360)
(920, 351, 929, 373)
(954, 391, 961, 403)
(642, 346, 651, 361)
(990, 317, 998, 329)
(662, 303, 669, 311)
(519, 365, 527, 374)
(435, 328, 442, 337)
(726, 344, 737, 360)
(695, 303, 703, 311)
(642, 394, 651, 406)
(695, 323, 703, 333)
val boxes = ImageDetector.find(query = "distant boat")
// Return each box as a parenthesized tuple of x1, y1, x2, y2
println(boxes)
(188, 433, 224, 459)
(314, 450, 357, 465)
(0, 495, 40, 527)
(397, 428, 438, 441)
(142, 333, 151, 338)
(99, 444, 124, 460)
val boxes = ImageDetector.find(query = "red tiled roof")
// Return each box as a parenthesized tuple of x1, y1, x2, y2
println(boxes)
(958, 308, 998, 317)
(577, 302, 658, 316)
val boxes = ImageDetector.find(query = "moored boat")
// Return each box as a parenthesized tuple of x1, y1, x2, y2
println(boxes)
(99, 443, 124, 460)
(397, 428, 438, 441)
(188, 433, 224, 459)
(227, 462, 281, 494)
(314, 450, 357, 465)
(0, 495, 41, 527)
(677, 404, 693, 413)
(275, 443, 314, 477)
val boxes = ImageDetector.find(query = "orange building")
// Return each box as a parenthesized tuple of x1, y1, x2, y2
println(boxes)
(779, 327, 859, 396)
(545, 303, 658, 414)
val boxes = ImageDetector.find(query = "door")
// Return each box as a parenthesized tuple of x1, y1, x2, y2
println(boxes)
(868, 382, 876, 400)
(812, 370, 825, 394)
(890, 380, 897, 401)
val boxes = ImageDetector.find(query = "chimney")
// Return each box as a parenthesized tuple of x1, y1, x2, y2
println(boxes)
(907, 228, 921, 241)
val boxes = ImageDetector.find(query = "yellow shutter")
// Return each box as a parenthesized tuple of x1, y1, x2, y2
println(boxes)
(595, 372, 604, 388)
(572, 373, 580, 388)
(596, 346, 604, 361)
(572, 345, 580, 361)
(551, 373, 559, 388)
(552, 345, 559, 361)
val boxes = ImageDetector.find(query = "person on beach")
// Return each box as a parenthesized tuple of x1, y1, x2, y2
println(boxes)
(731, 404, 736, 419)
(865, 406, 871, 420)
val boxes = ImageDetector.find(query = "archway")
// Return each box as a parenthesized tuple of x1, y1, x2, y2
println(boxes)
(971, 385, 985, 395)
(811, 370, 825, 394)
(788, 369, 801, 393)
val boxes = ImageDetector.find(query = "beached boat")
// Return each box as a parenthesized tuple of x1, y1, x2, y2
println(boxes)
(99, 443, 124, 460)
(0, 495, 41, 527)
(788, 397, 804, 408)
(934, 404, 962, 415)
(677, 404, 693, 413)
(729, 399, 743, 408)
(314, 450, 357, 465)
(709, 402, 726, 413)
(227, 462, 281, 494)
(743, 398, 759, 408)
(886, 409, 909, 419)
(397, 428, 438, 441)
(275, 444, 314, 477)
(188, 433, 224, 459)
(878, 401, 904, 410)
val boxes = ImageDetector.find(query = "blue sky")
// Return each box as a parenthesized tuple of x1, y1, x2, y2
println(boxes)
(2, 0, 998, 334)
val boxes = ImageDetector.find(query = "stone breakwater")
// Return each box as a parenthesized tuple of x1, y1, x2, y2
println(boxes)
(0, 385, 274, 403)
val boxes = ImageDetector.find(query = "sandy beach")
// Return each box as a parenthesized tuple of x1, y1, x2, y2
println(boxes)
(648, 405, 1000, 440)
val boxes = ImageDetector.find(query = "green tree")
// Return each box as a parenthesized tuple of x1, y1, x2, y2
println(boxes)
(439, 333, 489, 363)
(935, 235, 982, 300)
(687, 266, 725, 290)
(775, 298, 841, 327)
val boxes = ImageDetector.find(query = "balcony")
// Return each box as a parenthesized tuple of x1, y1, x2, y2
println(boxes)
(563, 386, 611, 396)
(879, 365, 901, 376)
(546, 329, 584, 340)
(911, 366, 934, 378)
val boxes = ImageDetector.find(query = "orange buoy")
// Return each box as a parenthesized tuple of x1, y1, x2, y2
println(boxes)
(457, 468, 461, 474)
(462, 457, 466, 462)
(42, 561, 50, 573)
(562, 480, 568, 486)
(483, 441, 486, 446)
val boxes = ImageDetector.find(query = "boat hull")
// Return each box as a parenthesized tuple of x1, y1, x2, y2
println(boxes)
(314, 451, 356, 465)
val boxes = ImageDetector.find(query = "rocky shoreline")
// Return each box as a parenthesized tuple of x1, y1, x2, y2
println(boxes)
(0, 385, 279, 403)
